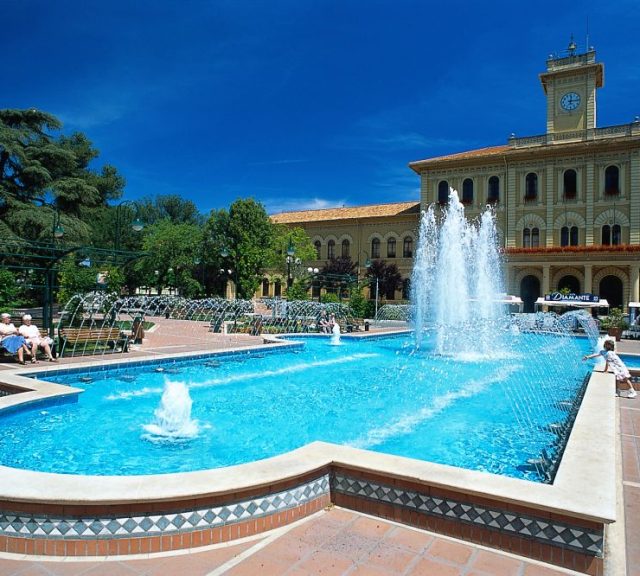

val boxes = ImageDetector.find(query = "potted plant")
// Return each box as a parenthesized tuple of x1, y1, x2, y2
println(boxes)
(599, 307, 629, 341)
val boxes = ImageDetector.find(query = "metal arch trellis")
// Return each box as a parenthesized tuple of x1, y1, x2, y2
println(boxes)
(0, 238, 147, 337)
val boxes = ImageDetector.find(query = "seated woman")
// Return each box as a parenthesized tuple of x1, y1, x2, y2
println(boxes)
(318, 310, 331, 334)
(19, 314, 56, 362)
(0, 313, 31, 365)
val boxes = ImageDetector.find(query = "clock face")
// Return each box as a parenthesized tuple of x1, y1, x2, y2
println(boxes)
(560, 92, 581, 111)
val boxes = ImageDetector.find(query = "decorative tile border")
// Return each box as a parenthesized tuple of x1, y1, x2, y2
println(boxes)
(0, 474, 329, 540)
(331, 472, 603, 557)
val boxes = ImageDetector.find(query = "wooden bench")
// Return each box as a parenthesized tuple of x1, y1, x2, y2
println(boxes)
(58, 327, 129, 357)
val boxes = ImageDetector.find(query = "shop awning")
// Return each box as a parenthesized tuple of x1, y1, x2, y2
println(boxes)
(534, 297, 609, 309)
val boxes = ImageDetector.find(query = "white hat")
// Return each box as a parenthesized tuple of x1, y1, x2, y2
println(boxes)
(22, 314, 32, 321)
(0, 313, 10, 319)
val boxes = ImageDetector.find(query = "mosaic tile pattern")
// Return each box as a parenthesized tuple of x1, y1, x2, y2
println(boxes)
(331, 472, 603, 557)
(0, 474, 329, 540)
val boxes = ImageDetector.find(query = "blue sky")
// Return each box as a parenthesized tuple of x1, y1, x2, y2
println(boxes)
(4, 0, 640, 215)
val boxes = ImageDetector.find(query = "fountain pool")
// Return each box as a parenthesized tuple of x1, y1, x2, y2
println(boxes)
(1, 331, 591, 481)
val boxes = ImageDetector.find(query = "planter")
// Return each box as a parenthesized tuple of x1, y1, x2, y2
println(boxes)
(607, 327, 622, 342)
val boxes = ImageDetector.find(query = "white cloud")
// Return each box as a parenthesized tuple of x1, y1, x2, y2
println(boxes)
(264, 196, 350, 214)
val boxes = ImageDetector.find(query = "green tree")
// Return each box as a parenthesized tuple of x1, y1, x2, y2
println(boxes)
(286, 279, 310, 301)
(135, 194, 203, 226)
(135, 220, 203, 295)
(348, 288, 368, 318)
(57, 259, 125, 306)
(268, 225, 316, 275)
(0, 108, 125, 244)
(0, 269, 20, 311)
(205, 198, 273, 299)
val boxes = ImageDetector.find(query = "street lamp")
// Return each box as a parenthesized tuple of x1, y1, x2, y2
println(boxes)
(285, 237, 295, 289)
(307, 267, 320, 301)
(113, 200, 144, 254)
(18, 195, 65, 336)
(220, 246, 237, 299)
(364, 254, 379, 322)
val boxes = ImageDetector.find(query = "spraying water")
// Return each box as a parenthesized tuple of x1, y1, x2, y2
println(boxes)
(411, 188, 505, 355)
(330, 322, 342, 346)
(142, 380, 200, 440)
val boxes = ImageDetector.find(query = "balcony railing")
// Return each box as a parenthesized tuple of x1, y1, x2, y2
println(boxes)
(509, 122, 639, 148)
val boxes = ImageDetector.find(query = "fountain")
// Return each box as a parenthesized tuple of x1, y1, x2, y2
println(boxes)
(142, 380, 200, 440)
(411, 188, 505, 355)
(330, 322, 342, 345)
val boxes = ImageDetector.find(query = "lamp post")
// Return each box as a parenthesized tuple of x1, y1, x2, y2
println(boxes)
(307, 267, 320, 301)
(364, 254, 379, 322)
(285, 237, 295, 290)
(20, 195, 65, 336)
(113, 200, 144, 255)
(220, 247, 237, 299)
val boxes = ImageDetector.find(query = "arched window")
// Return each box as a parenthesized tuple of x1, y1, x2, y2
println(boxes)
(570, 226, 579, 246)
(522, 227, 539, 248)
(531, 227, 539, 247)
(525, 173, 538, 201)
(605, 165, 620, 196)
(387, 238, 396, 258)
(371, 238, 380, 259)
(602, 224, 622, 245)
(438, 180, 449, 205)
(403, 236, 413, 258)
(261, 278, 270, 297)
(462, 178, 473, 205)
(488, 176, 499, 204)
(564, 169, 577, 200)
(314, 240, 321, 259)
(612, 224, 621, 245)
(327, 240, 335, 259)
(274, 280, 282, 297)
(558, 275, 580, 295)
(560, 226, 569, 247)
(341, 239, 350, 258)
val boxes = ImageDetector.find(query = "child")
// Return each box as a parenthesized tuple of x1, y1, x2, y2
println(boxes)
(583, 339, 637, 398)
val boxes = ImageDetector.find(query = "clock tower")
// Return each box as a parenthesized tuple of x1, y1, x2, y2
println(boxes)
(539, 39, 604, 136)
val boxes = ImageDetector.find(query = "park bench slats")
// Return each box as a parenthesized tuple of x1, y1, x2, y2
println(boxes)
(58, 327, 129, 356)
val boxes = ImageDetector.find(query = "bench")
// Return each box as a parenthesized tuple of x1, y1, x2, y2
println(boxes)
(58, 327, 129, 357)
(345, 318, 365, 332)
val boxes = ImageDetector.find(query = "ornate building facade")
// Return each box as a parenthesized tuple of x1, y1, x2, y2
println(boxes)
(269, 202, 419, 300)
(271, 46, 640, 311)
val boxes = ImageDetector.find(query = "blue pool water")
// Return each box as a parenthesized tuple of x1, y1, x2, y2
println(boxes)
(0, 333, 593, 481)
(621, 354, 640, 369)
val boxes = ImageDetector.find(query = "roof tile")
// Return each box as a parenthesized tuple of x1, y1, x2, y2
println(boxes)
(270, 201, 420, 224)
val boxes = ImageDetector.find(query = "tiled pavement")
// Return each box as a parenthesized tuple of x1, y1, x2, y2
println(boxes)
(0, 507, 584, 576)
(1, 324, 638, 575)
(621, 394, 640, 576)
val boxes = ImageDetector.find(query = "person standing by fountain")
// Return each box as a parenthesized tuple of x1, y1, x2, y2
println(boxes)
(583, 339, 637, 398)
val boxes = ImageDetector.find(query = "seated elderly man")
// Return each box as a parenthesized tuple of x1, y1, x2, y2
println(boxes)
(19, 314, 56, 362)
(0, 312, 31, 364)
